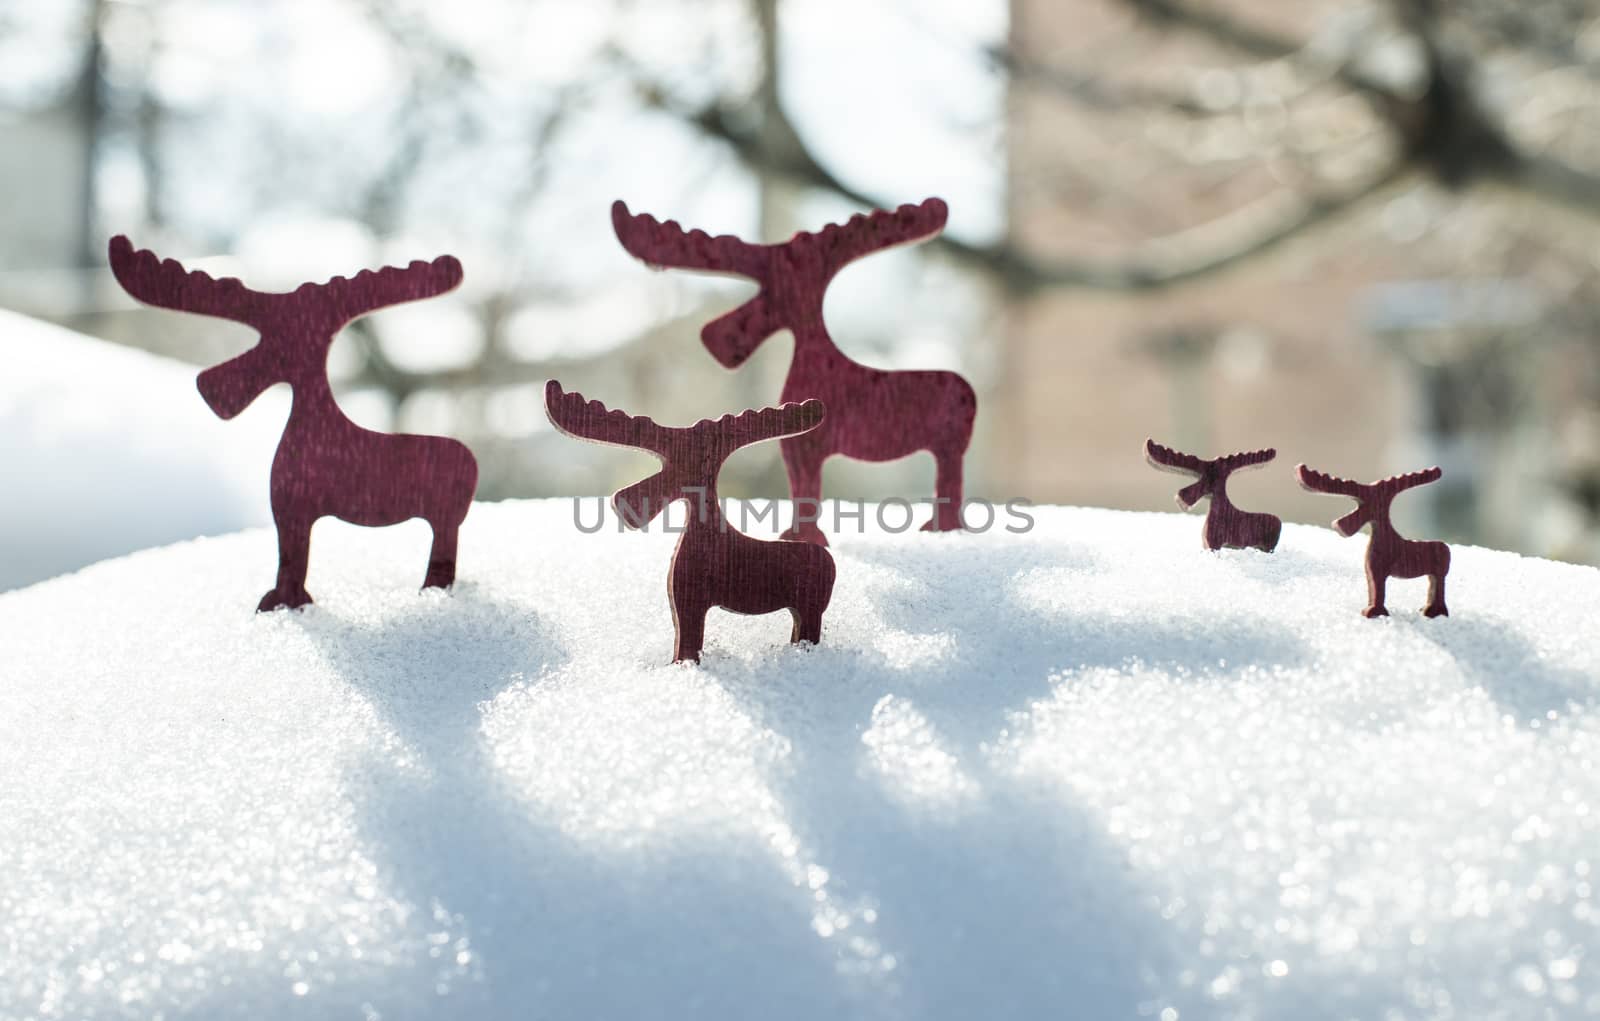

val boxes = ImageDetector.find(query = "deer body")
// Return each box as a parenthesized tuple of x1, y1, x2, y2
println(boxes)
(1202, 499, 1281, 554)
(111, 237, 478, 611)
(779, 353, 975, 532)
(257, 378, 476, 609)
(1146, 440, 1282, 553)
(545, 381, 835, 663)
(668, 498, 836, 662)
(1298, 464, 1451, 618)
(613, 199, 977, 545)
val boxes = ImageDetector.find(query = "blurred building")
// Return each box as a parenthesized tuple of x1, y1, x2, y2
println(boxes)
(994, 0, 1600, 565)
(995, 0, 1403, 530)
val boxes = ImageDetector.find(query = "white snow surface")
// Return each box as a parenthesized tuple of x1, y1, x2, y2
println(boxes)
(2, 500, 1599, 1020)
(0, 309, 277, 591)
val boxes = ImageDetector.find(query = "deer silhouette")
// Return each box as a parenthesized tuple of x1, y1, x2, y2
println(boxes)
(109, 236, 479, 612)
(611, 198, 977, 545)
(1297, 463, 1451, 618)
(544, 381, 835, 663)
(1145, 439, 1282, 552)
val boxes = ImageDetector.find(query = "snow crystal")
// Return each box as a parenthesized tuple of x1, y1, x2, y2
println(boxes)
(1, 500, 1598, 1019)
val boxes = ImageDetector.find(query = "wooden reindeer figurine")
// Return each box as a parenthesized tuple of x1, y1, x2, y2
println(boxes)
(109, 236, 478, 611)
(611, 198, 977, 545)
(544, 381, 835, 663)
(1296, 463, 1451, 618)
(1145, 439, 1282, 552)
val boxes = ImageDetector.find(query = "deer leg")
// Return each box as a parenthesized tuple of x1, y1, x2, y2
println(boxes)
(672, 600, 709, 664)
(789, 599, 827, 646)
(1363, 561, 1389, 619)
(1258, 516, 1283, 554)
(423, 519, 460, 590)
(780, 441, 828, 546)
(921, 446, 966, 533)
(792, 609, 824, 646)
(1424, 573, 1449, 617)
(791, 554, 834, 646)
(259, 515, 314, 612)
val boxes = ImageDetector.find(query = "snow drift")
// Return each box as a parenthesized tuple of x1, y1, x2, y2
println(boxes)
(1, 500, 1597, 1020)
(0, 309, 277, 591)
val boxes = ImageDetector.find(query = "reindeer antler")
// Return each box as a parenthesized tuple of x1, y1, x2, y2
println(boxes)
(1144, 438, 1207, 477)
(1372, 466, 1443, 495)
(812, 198, 949, 277)
(611, 201, 769, 278)
(543, 380, 674, 456)
(696, 400, 826, 449)
(109, 236, 269, 326)
(1216, 448, 1277, 473)
(318, 256, 464, 323)
(1296, 464, 1367, 498)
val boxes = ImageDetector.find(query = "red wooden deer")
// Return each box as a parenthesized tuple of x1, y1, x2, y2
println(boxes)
(1144, 439, 1282, 552)
(1296, 463, 1451, 618)
(544, 381, 836, 663)
(611, 198, 977, 545)
(109, 236, 479, 611)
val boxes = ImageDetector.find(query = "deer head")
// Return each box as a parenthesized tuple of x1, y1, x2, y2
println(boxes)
(1146, 439, 1275, 509)
(109, 236, 463, 419)
(610, 198, 948, 368)
(1296, 464, 1442, 535)
(544, 381, 825, 528)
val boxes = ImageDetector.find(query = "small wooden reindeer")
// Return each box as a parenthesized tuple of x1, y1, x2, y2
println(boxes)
(544, 381, 835, 663)
(1145, 439, 1282, 552)
(109, 237, 478, 611)
(611, 198, 977, 545)
(1296, 463, 1451, 618)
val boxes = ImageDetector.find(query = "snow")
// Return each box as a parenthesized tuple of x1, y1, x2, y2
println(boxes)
(2, 500, 1599, 1020)
(0, 309, 278, 591)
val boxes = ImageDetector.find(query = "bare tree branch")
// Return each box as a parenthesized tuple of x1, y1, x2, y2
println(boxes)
(1115, 0, 1409, 104)
(665, 87, 1409, 293)
(1495, 148, 1600, 216)
(1121, 0, 1311, 63)
(1045, 160, 1415, 286)
(342, 306, 721, 395)
(987, 45, 1217, 117)
(1117, 0, 1600, 221)
(1451, 0, 1600, 80)
(609, 1, 1428, 296)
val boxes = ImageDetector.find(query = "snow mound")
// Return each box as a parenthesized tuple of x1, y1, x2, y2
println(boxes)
(2, 500, 1598, 1020)
(0, 309, 277, 591)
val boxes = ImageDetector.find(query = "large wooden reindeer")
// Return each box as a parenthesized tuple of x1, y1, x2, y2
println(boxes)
(109, 236, 478, 611)
(1296, 463, 1451, 618)
(611, 198, 977, 545)
(1145, 439, 1282, 552)
(544, 381, 835, 663)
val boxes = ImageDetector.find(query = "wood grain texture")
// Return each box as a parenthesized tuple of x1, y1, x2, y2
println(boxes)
(1296, 463, 1451, 618)
(611, 198, 977, 545)
(109, 236, 478, 611)
(544, 380, 835, 664)
(1145, 439, 1282, 552)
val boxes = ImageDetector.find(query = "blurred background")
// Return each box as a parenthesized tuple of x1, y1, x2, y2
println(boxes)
(4, 0, 1600, 590)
